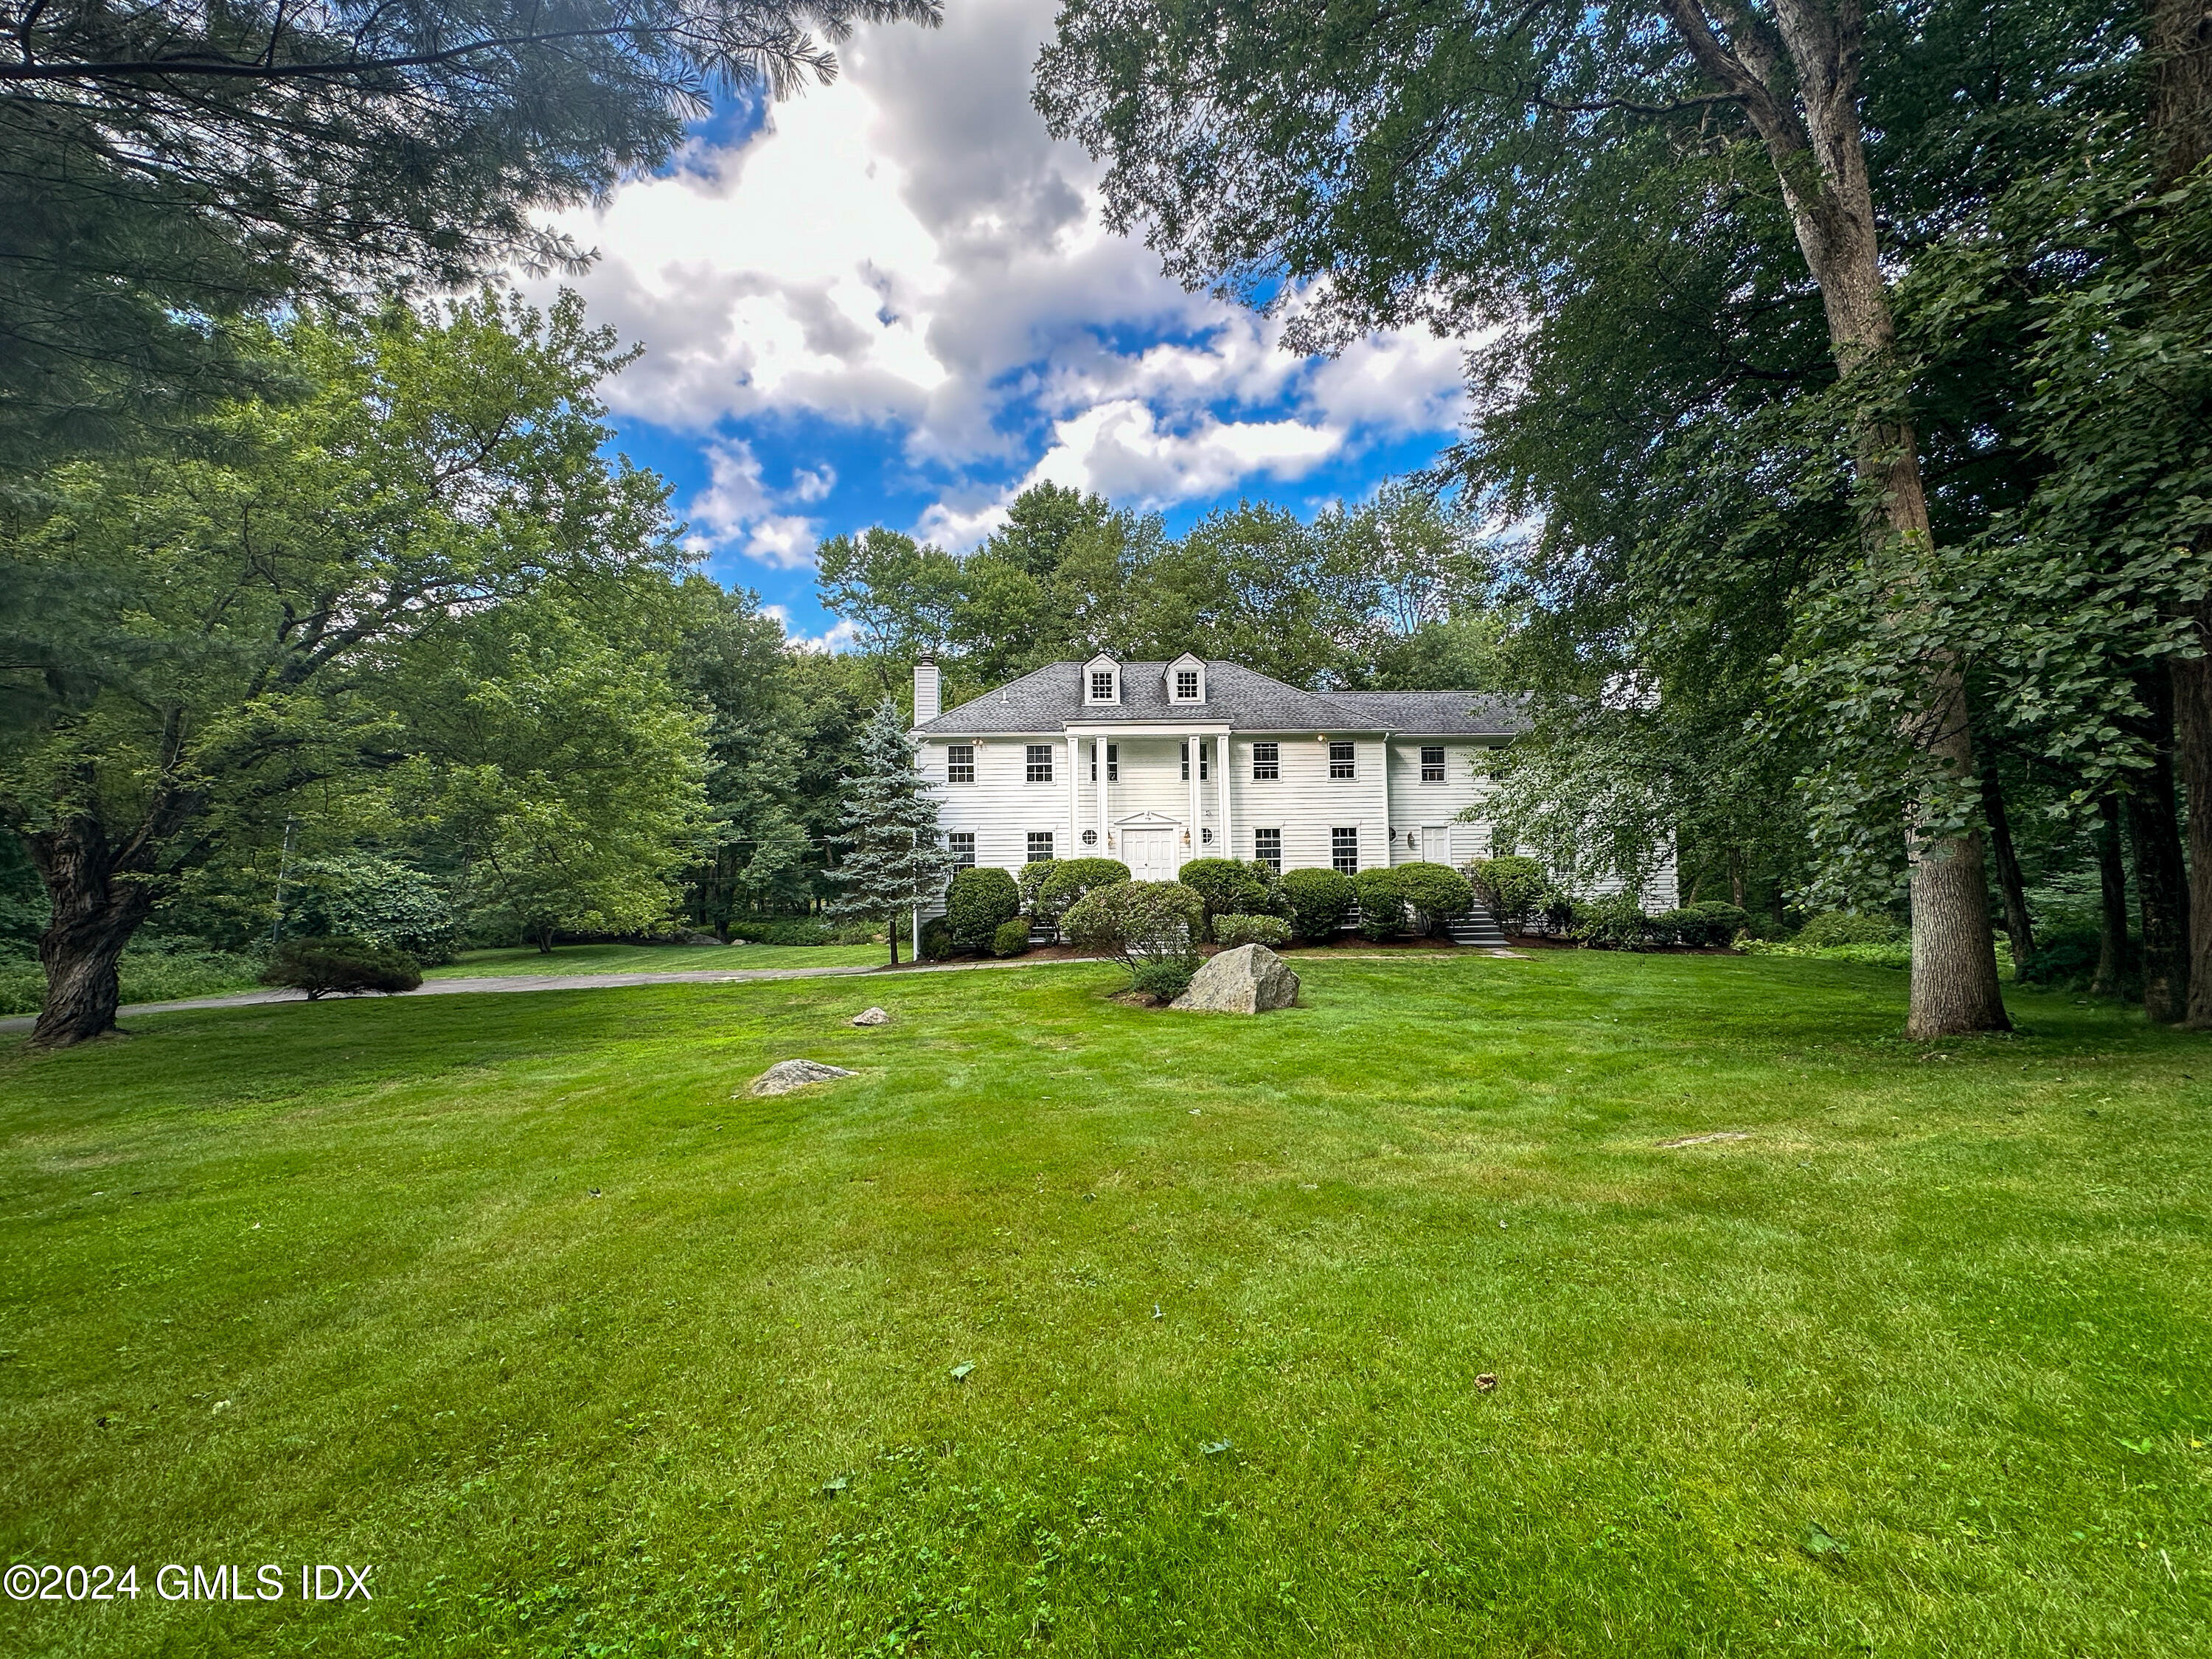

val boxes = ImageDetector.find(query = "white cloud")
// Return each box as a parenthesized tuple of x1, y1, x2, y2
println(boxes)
(536, 0, 1472, 549)
(684, 439, 826, 569)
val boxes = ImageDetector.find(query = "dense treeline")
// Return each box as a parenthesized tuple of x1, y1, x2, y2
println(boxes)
(1037, 0, 2212, 1032)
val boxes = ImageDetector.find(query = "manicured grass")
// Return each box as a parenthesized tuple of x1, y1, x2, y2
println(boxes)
(2, 954, 2207, 1657)
(430, 942, 886, 978)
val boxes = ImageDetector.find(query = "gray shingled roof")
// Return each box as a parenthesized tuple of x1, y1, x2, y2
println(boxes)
(913, 660, 1528, 738)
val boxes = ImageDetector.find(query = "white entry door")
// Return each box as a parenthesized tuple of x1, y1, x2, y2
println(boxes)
(1124, 828, 1176, 883)
(1421, 825, 1453, 865)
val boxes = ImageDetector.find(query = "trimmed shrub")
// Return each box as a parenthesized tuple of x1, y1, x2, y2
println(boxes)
(1393, 862, 1473, 933)
(727, 916, 834, 946)
(1465, 856, 1550, 932)
(946, 866, 1021, 950)
(1128, 959, 1197, 1001)
(1036, 858, 1131, 922)
(1353, 868, 1408, 940)
(991, 918, 1032, 959)
(1062, 880, 1205, 970)
(261, 936, 422, 998)
(1176, 858, 1284, 933)
(1796, 911, 1902, 947)
(1280, 867, 1357, 942)
(1572, 894, 1656, 950)
(919, 918, 955, 961)
(1654, 900, 1750, 948)
(1017, 858, 1058, 914)
(1212, 913, 1293, 949)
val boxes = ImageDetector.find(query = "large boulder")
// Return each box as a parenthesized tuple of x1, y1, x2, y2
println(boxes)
(747, 1060, 858, 1096)
(1170, 944, 1300, 1015)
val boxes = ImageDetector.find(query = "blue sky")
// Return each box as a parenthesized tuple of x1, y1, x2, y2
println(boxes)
(527, 0, 1470, 647)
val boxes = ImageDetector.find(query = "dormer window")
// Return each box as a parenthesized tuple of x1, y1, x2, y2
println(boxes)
(1166, 653, 1206, 703)
(1176, 669, 1199, 699)
(1083, 653, 1121, 705)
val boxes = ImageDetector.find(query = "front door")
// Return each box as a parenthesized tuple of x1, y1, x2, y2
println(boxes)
(1124, 828, 1176, 883)
(1421, 825, 1453, 866)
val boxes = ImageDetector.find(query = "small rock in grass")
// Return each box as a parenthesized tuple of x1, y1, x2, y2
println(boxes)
(950, 1362, 975, 1382)
(850, 1006, 891, 1027)
(1475, 1374, 1498, 1393)
(747, 1060, 858, 1096)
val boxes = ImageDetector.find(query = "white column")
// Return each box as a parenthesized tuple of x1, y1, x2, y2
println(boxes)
(1186, 737, 1200, 862)
(1066, 731, 1079, 863)
(1096, 739, 1108, 855)
(1216, 731, 1232, 859)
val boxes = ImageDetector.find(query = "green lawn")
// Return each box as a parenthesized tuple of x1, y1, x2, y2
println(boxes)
(429, 942, 886, 978)
(2, 954, 2206, 1657)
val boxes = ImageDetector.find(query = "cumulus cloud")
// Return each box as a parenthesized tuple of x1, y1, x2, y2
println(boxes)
(535, 0, 1472, 569)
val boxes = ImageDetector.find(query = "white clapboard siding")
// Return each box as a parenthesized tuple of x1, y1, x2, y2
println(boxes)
(922, 736, 1071, 879)
(1226, 734, 1388, 872)
(1383, 740, 1501, 867)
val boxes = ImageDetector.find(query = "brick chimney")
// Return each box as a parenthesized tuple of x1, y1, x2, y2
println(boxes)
(913, 655, 941, 724)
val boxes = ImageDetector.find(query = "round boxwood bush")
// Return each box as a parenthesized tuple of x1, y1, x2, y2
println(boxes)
(1035, 857, 1131, 922)
(1062, 880, 1205, 970)
(991, 918, 1032, 958)
(1391, 862, 1473, 932)
(1654, 900, 1750, 947)
(1017, 858, 1058, 914)
(946, 865, 1020, 950)
(1279, 866, 1357, 942)
(919, 918, 955, 961)
(260, 936, 422, 999)
(1175, 858, 1284, 933)
(1466, 856, 1550, 932)
(1212, 913, 1292, 949)
(1796, 910, 1902, 947)
(1128, 959, 1197, 1001)
(1352, 868, 1408, 939)
(1572, 894, 1656, 950)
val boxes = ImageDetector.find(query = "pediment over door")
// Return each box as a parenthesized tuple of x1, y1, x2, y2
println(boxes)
(1112, 810, 1183, 829)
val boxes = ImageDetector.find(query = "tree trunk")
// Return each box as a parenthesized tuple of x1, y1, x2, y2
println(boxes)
(887, 922, 900, 967)
(2126, 672, 2192, 1021)
(2176, 602, 2212, 1025)
(24, 815, 159, 1049)
(1728, 849, 1746, 908)
(1662, 0, 2009, 1036)
(1980, 760, 2037, 975)
(2094, 793, 2130, 998)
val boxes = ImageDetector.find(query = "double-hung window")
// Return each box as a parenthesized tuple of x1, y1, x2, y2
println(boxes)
(1026, 832, 1055, 863)
(1420, 745, 1445, 784)
(947, 832, 976, 869)
(1329, 740, 1357, 780)
(1180, 741, 1189, 782)
(946, 743, 975, 784)
(1090, 670, 1116, 701)
(1199, 741, 1209, 781)
(1105, 743, 1119, 782)
(1251, 741, 1279, 780)
(1176, 668, 1200, 700)
(1253, 828, 1282, 872)
(1331, 827, 1359, 875)
(1026, 744, 1054, 783)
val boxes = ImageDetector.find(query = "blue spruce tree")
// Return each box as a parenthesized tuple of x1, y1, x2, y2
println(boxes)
(825, 698, 956, 964)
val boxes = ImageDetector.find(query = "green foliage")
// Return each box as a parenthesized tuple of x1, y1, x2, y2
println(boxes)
(1797, 912, 1904, 949)
(1060, 880, 1205, 970)
(1175, 858, 1284, 934)
(991, 919, 1034, 959)
(1352, 869, 1408, 941)
(1017, 859, 1060, 915)
(821, 698, 956, 959)
(1391, 863, 1473, 931)
(260, 936, 422, 998)
(1573, 895, 1658, 952)
(0, 945, 266, 1017)
(282, 851, 454, 963)
(1465, 857, 1551, 934)
(726, 917, 835, 947)
(919, 919, 955, 961)
(1211, 914, 1292, 950)
(1653, 902, 1751, 948)
(1035, 858, 1131, 922)
(1279, 867, 1357, 942)
(1127, 959, 1197, 1001)
(946, 866, 1021, 950)
(2014, 925, 2103, 990)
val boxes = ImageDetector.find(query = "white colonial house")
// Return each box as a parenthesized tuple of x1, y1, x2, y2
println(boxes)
(905, 653, 1680, 912)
